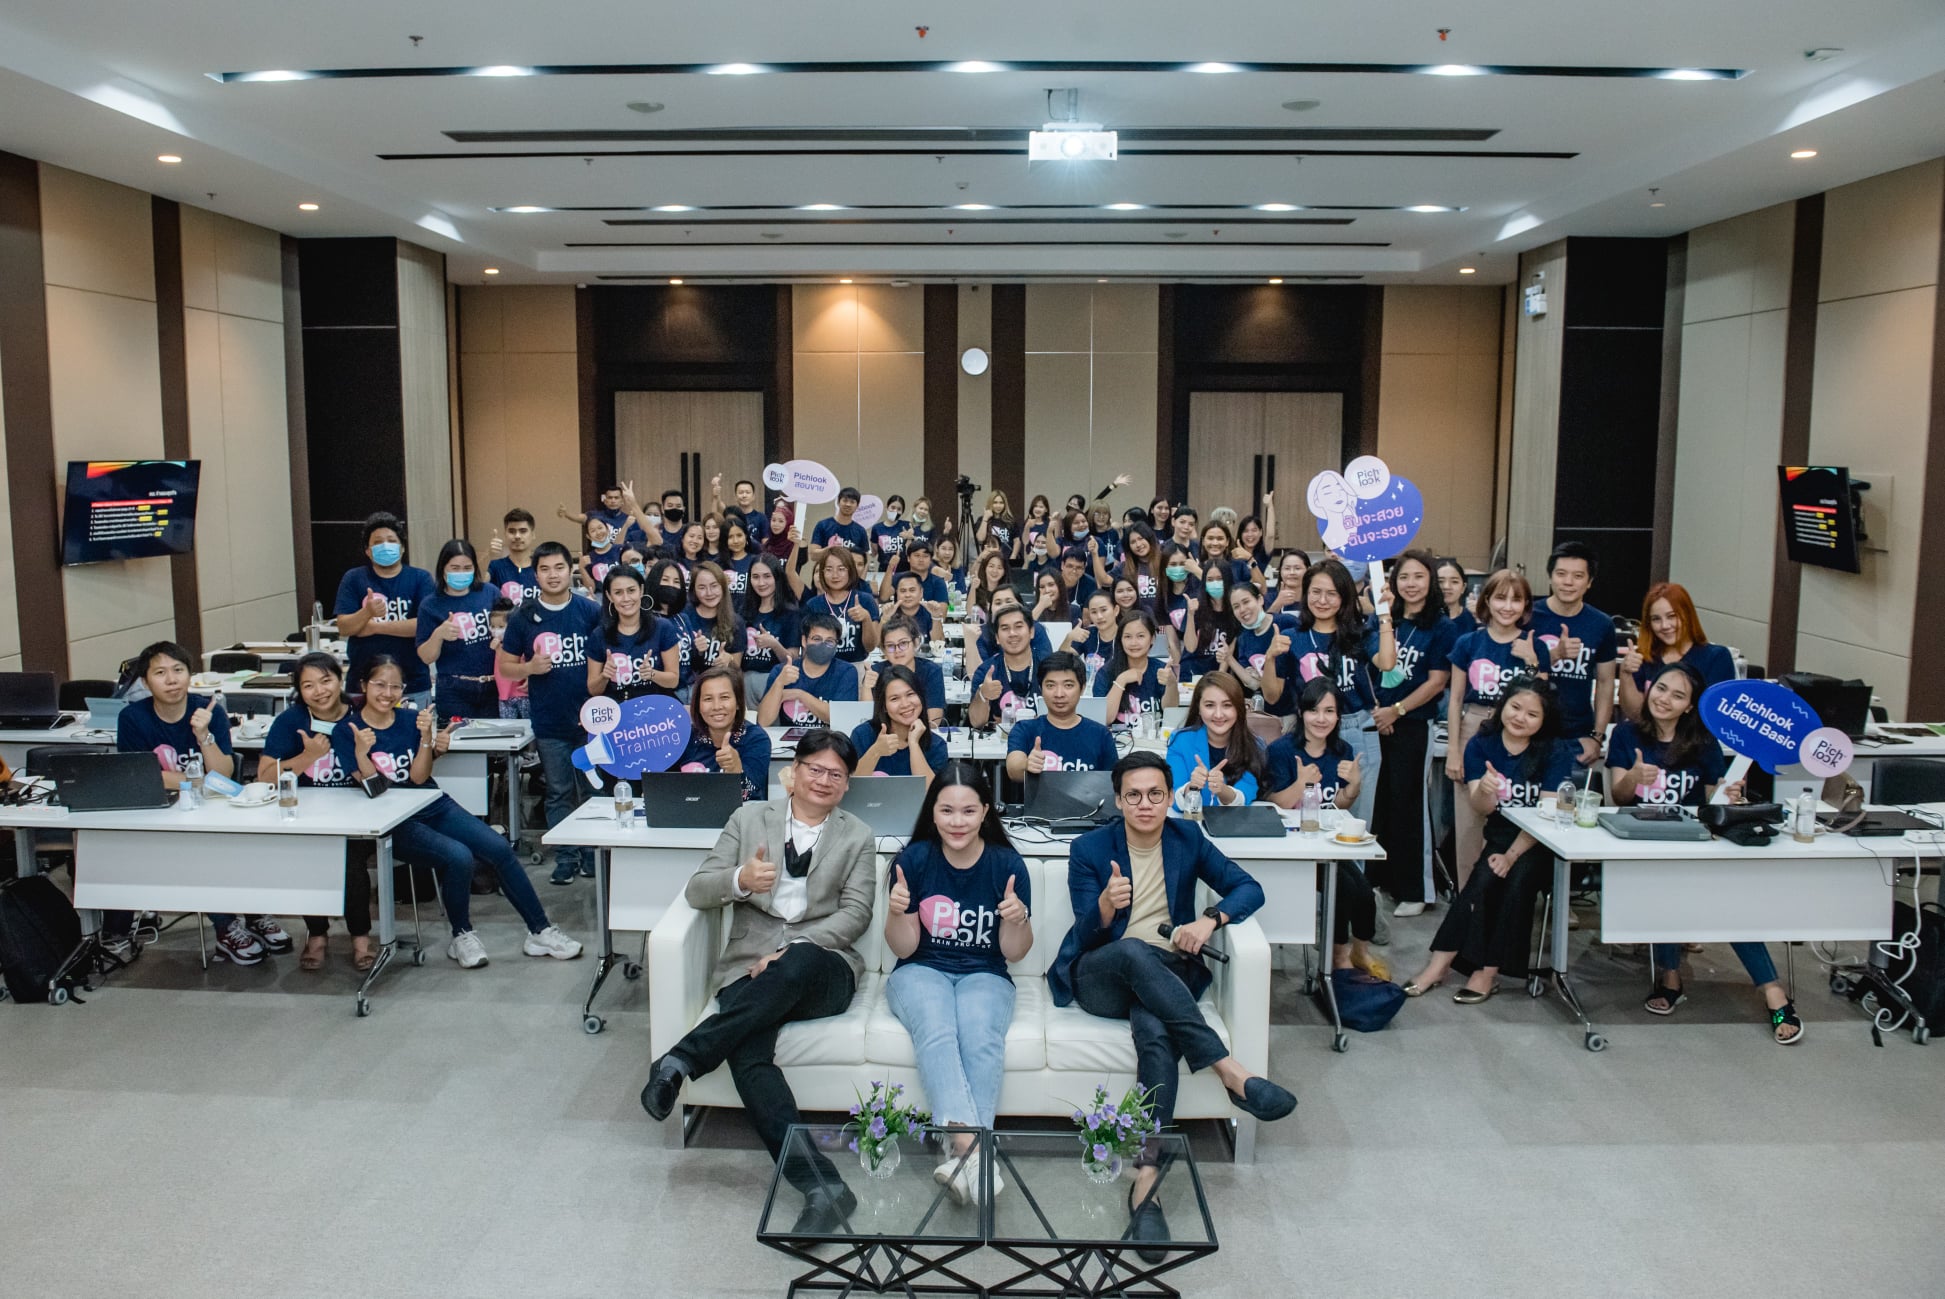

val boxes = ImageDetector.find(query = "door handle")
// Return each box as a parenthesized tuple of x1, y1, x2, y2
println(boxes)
(1251, 454, 1263, 509)
(1266, 454, 1276, 497)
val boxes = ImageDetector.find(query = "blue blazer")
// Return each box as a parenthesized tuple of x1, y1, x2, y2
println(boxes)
(1165, 728, 1260, 808)
(1046, 819, 1266, 1007)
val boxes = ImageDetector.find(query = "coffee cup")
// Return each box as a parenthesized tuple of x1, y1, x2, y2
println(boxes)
(1335, 816, 1368, 842)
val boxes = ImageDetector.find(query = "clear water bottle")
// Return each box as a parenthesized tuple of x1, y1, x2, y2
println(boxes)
(1555, 780, 1578, 826)
(1792, 790, 1817, 843)
(181, 752, 204, 809)
(278, 769, 300, 822)
(1300, 781, 1322, 834)
(614, 779, 635, 826)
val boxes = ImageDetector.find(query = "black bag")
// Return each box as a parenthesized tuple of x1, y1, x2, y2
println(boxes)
(0, 874, 83, 1004)
(1884, 901, 1945, 1027)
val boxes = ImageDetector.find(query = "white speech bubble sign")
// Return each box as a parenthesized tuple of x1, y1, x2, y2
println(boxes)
(1344, 455, 1392, 500)
(853, 494, 885, 529)
(580, 695, 622, 737)
(782, 458, 841, 504)
(1798, 726, 1854, 779)
(761, 462, 789, 492)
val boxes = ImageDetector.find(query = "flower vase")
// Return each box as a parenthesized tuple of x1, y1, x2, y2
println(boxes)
(1082, 1154, 1123, 1185)
(861, 1137, 902, 1180)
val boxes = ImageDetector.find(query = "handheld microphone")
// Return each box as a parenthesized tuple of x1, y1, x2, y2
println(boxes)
(1157, 923, 1228, 963)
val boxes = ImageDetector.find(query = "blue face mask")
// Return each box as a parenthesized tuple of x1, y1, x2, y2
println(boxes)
(371, 541, 402, 567)
(629, 562, 647, 576)
(1073, 526, 1089, 539)
(1205, 581, 1225, 600)
(1165, 565, 1189, 582)
(446, 571, 475, 592)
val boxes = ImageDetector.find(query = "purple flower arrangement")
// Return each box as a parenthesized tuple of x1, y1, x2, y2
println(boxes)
(1068, 1083, 1159, 1179)
(844, 1080, 932, 1172)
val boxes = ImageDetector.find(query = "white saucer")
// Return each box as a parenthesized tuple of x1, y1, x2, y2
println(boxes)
(1332, 833, 1377, 845)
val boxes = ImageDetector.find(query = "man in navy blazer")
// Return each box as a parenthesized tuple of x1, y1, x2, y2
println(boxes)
(1048, 751, 1297, 1254)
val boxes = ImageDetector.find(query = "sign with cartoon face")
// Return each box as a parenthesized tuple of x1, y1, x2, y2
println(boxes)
(1305, 455, 1424, 563)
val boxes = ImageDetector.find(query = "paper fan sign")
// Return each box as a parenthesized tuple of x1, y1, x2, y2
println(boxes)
(1305, 455, 1425, 594)
(1699, 679, 1853, 783)
(572, 694, 691, 789)
(763, 458, 841, 536)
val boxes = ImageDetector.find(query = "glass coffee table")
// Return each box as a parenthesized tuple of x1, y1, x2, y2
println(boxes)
(755, 1126, 1217, 1297)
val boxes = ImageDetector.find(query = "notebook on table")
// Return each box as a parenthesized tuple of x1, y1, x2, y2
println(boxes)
(46, 751, 177, 812)
(1597, 809, 1713, 842)
(634, 773, 746, 829)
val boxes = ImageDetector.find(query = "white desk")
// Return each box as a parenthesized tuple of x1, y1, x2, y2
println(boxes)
(1851, 723, 1945, 792)
(202, 642, 343, 672)
(0, 787, 439, 1015)
(1503, 806, 1943, 1051)
(0, 721, 112, 770)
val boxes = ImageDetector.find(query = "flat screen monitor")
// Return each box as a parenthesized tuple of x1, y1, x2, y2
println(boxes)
(1777, 465, 1860, 574)
(60, 460, 201, 565)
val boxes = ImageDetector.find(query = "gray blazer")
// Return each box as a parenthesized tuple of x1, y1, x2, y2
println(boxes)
(685, 798, 879, 990)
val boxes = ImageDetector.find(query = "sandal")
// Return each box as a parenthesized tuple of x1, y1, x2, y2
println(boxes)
(1452, 984, 1497, 1005)
(1643, 979, 1685, 1016)
(352, 938, 377, 972)
(299, 937, 327, 972)
(1402, 980, 1437, 997)
(1771, 1001, 1805, 1045)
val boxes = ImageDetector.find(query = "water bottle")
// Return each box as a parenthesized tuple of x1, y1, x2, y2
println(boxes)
(614, 779, 635, 826)
(181, 752, 204, 809)
(1300, 781, 1322, 834)
(1792, 790, 1817, 843)
(1555, 780, 1578, 827)
(278, 769, 300, 822)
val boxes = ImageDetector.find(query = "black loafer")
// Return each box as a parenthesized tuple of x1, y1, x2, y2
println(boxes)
(791, 1184, 859, 1236)
(1128, 1188, 1170, 1264)
(638, 1054, 688, 1122)
(1226, 1076, 1297, 1122)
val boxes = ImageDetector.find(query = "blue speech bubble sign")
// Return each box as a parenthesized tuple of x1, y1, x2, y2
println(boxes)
(572, 694, 691, 782)
(1317, 478, 1424, 563)
(1698, 679, 1824, 774)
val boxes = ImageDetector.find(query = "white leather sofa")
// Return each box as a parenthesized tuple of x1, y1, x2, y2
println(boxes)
(648, 850, 1273, 1161)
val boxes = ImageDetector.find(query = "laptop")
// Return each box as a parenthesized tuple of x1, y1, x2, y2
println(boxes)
(1818, 809, 1940, 837)
(1020, 769, 1119, 826)
(1201, 804, 1288, 838)
(1161, 706, 1190, 730)
(85, 696, 127, 728)
(1597, 808, 1713, 842)
(826, 700, 873, 737)
(634, 773, 746, 829)
(0, 671, 61, 730)
(1076, 697, 1111, 726)
(1779, 673, 1873, 740)
(841, 775, 930, 836)
(46, 751, 176, 812)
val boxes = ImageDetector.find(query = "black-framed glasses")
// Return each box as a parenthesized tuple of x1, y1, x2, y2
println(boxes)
(1119, 788, 1170, 806)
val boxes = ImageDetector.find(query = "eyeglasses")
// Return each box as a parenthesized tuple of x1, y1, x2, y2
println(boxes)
(882, 639, 914, 654)
(798, 763, 851, 786)
(1119, 788, 1170, 806)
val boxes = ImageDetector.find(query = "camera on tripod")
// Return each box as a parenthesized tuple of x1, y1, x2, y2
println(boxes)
(955, 474, 979, 500)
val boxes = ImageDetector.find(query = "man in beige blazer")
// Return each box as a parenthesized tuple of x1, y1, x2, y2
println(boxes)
(641, 729, 879, 1232)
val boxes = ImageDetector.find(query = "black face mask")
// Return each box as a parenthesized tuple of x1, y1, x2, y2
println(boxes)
(662, 507, 685, 526)
(659, 585, 688, 615)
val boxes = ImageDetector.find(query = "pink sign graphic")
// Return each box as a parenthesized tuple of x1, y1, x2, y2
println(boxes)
(1298, 652, 1328, 683)
(534, 631, 563, 660)
(918, 896, 959, 936)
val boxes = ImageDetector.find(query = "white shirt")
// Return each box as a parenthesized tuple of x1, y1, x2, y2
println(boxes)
(732, 799, 829, 927)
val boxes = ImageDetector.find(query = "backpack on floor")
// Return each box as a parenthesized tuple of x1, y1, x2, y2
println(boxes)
(0, 875, 83, 1004)
(1330, 968, 1406, 1032)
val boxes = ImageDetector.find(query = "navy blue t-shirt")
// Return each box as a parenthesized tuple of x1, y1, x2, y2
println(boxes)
(590, 617, 681, 699)
(889, 840, 1031, 980)
(1007, 714, 1119, 773)
(803, 590, 880, 662)
(971, 654, 1040, 716)
(1279, 624, 1383, 715)
(117, 694, 232, 774)
(335, 564, 438, 693)
(417, 587, 499, 681)
(583, 544, 624, 588)
(811, 517, 868, 556)
(1070, 625, 1113, 681)
(261, 706, 355, 787)
(674, 609, 745, 687)
(678, 723, 772, 802)
(1092, 657, 1169, 722)
(1265, 733, 1357, 805)
(1537, 599, 1619, 736)
(879, 656, 947, 714)
(1632, 642, 1737, 698)
(1463, 731, 1578, 809)
(869, 522, 909, 565)
(487, 556, 539, 606)
(850, 721, 949, 778)
(765, 657, 860, 724)
(1448, 628, 1542, 708)
(498, 595, 602, 742)
(1377, 617, 1457, 709)
(332, 707, 434, 788)
(741, 606, 801, 677)
(975, 622, 1053, 663)
(1606, 719, 1727, 808)
(720, 554, 757, 598)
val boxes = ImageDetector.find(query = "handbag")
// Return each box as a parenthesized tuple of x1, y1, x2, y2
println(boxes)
(1698, 802, 1783, 846)
(1329, 967, 1406, 1032)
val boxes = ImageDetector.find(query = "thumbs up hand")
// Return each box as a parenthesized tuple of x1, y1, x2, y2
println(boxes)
(1026, 735, 1048, 774)
(1205, 758, 1229, 796)
(888, 863, 911, 913)
(1482, 760, 1511, 803)
(1187, 753, 1209, 793)
(997, 874, 1028, 926)
(489, 528, 506, 556)
(1338, 754, 1361, 783)
(1553, 622, 1583, 663)
(1104, 859, 1133, 912)
(739, 842, 778, 894)
(362, 589, 387, 617)
(1632, 753, 1662, 789)
(1511, 630, 1539, 668)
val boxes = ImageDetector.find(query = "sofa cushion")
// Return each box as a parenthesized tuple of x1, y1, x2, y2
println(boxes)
(700, 973, 882, 1068)
(1042, 997, 1232, 1074)
(863, 976, 1049, 1072)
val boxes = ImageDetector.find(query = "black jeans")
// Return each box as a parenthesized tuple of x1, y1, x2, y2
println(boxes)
(304, 845, 374, 939)
(1371, 717, 1432, 903)
(433, 677, 499, 722)
(1073, 939, 1227, 1132)
(1428, 836, 1552, 976)
(1333, 862, 1376, 945)
(671, 941, 857, 1192)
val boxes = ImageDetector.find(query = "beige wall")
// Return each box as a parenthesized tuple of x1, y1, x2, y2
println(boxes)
(1375, 285, 1503, 568)
(180, 205, 297, 648)
(1023, 284, 1158, 509)
(1795, 159, 1942, 717)
(792, 283, 925, 519)
(1667, 201, 1794, 658)
(399, 241, 455, 551)
(456, 285, 582, 551)
(0, 323, 20, 671)
(1504, 240, 1567, 581)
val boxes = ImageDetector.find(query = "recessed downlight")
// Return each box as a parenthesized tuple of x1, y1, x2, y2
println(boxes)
(1649, 201, 1666, 208)
(800, 203, 845, 211)
(706, 63, 765, 76)
(952, 203, 995, 211)
(1104, 203, 1145, 211)
(669, 278, 683, 285)
(653, 204, 695, 212)
(839, 278, 853, 284)
(625, 101, 665, 114)
(505, 205, 546, 213)
(1267, 277, 1283, 284)
(1406, 205, 1453, 213)
(1255, 203, 1298, 212)
(1791, 148, 1818, 159)
(484, 267, 500, 275)
(1426, 64, 1486, 77)
(157, 154, 182, 164)
(298, 202, 319, 211)
(1458, 267, 1476, 275)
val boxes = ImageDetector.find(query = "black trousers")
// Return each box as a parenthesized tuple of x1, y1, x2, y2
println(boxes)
(1073, 939, 1226, 1132)
(672, 941, 857, 1192)
(304, 847, 374, 939)
(1428, 837, 1552, 976)
(1371, 717, 1432, 903)
(1333, 863, 1376, 945)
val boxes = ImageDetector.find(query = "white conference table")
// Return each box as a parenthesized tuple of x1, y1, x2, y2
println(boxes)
(1503, 805, 1945, 1051)
(1850, 723, 1945, 791)
(0, 786, 440, 1016)
(201, 641, 346, 672)
(0, 720, 112, 771)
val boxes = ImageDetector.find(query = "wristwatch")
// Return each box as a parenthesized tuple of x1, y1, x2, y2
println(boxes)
(1202, 904, 1226, 929)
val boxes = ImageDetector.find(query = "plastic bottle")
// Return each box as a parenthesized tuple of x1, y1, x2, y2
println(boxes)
(1300, 781, 1322, 834)
(614, 779, 635, 826)
(1555, 780, 1578, 826)
(181, 752, 204, 809)
(278, 769, 299, 822)
(1792, 790, 1817, 843)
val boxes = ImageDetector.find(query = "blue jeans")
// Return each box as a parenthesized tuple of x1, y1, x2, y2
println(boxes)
(1341, 708, 1383, 827)
(393, 793, 551, 936)
(1651, 942, 1778, 986)
(886, 964, 1016, 1130)
(536, 738, 592, 874)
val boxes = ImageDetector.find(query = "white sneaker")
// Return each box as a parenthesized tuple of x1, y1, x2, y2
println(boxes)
(448, 930, 489, 968)
(1393, 901, 1427, 918)
(939, 1148, 1000, 1205)
(523, 926, 583, 960)
(216, 919, 265, 965)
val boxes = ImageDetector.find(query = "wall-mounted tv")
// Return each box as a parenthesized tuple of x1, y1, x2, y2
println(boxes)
(1777, 465, 1861, 574)
(60, 460, 202, 566)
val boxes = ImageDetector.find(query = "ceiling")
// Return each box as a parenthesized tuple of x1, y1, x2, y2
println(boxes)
(2, 1, 1942, 286)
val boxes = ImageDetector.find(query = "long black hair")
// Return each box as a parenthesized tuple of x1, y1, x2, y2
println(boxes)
(1196, 559, 1239, 646)
(1295, 676, 1344, 751)
(1297, 558, 1369, 657)
(600, 564, 657, 643)
(1105, 608, 1162, 682)
(1636, 662, 1711, 771)
(1388, 549, 1445, 632)
(432, 538, 479, 594)
(869, 663, 925, 733)
(1477, 676, 1564, 783)
(908, 759, 1013, 851)
(741, 553, 799, 621)
(644, 558, 688, 616)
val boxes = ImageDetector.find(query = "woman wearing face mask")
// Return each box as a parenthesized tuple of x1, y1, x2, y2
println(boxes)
(1119, 525, 1166, 611)
(1261, 559, 1395, 828)
(260, 653, 371, 972)
(576, 516, 623, 591)
(1222, 580, 1296, 703)
(1436, 557, 1477, 637)
(1094, 610, 1179, 725)
(587, 565, 681, 702)
(1369, 550, 1455, 917)
(1023, 494, 1054, 553)
(1159, 545, 1200, 662)
(1167, 672, 1262, 809)
(1064, 591, 1119, 678)
(1265, 679, 1384, 980)
(618, 544, 648, 577)
(1182, 560, 1236, 682)
(1617, 582, 1737, 719)
(645, 559, 689, 618)
(870, 494, 911, 572)
(416, 539, 500, 721)
(738, 554, 803, 701)
(852, 664, 949, 781)
(678, 663, 771, 802)
(1443, 570, 1545, 883)
(719, 516, 757, 597)
(805, 547, 881, 664)
(1266, 550, 1310, 618)
(1406, 680, 1574, 1003)
(883, 760, 1032, 1205)
(674, 561, 744, 700)
(976, 491, 1019, 563)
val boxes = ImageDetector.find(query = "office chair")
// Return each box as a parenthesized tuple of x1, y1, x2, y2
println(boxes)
(1871, 758, 1945, 806)
(57, 679, 118, 712)
(208, 652, 263, 673)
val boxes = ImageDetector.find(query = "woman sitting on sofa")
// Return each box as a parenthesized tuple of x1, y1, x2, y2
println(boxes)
(884, 760, 1033, 1205)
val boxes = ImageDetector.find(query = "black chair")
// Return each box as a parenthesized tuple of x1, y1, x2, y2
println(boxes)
(57, 679, 117, 712)
(209, 652, 263, 673)
(23, 742, 114, 776)
(222, 693, 278, 717)
(1871, 758, 1945, 805)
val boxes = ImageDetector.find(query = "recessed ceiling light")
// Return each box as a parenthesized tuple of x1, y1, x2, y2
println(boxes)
(1649, 201, 1666, 208)
(625, 101, 665, 114)
(1267, 278, 1283, 284)
(1791, 148, 1818, 159)
(1426, 64, 1486, 77)
(948, 61, 1006, 74)
(839, 278, 853, 284)
(1097, 278, 1109, 283)
(240, 70, 310, 82)
(1187, 63, 1240, 74)
(1406, 205, 1451, 213)
(1281, 99, 1321, 112)
(505, 205, 546, 213)
(484, 267, 500, 275)
(157, 154, 182, 164)
(653, 204, 695, 212)
(1658, 68, 1713, 81)
(669, 278, 683, 285)
(1104, 203, 1145, 211)
(298, 202, 319, 211)
(706, 63, 765, 76)
(1255, 203, 1298, 212)
(1458, 267, 1476, 275)
(800, 203, 845, 211)
(952, 203, 995, 211)
(472, 66, 533, 78)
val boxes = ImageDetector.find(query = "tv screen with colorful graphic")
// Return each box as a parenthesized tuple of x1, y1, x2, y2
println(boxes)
(1777, 465, 1860, 575)
(60, 460, 202, 566)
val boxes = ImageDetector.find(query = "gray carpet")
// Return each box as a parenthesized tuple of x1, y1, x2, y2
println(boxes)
(2, 880, 1940, 1298)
